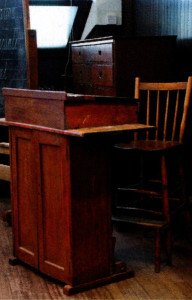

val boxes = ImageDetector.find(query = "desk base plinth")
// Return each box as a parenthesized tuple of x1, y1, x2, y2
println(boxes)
(9, 257, 134, 296)
(63, 262, 134, 296)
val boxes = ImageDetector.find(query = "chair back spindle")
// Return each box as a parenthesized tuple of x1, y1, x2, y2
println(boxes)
(163, 90, 170, 141)
(155, 90, 160, 140)
(171, 90, 179, 142)
(179, 76, 192, 142)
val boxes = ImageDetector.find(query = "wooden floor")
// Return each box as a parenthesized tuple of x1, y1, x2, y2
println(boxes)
(1, 187, 192, 299)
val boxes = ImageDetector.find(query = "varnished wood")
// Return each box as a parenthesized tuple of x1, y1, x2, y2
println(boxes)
(71, 36, 176, 97)
(172, 90, 179, 141)
(163, 91, 169, 141)
(1, 194, 192, 299)
(63, 124, 155, 138)
(0, 142, 9, 155)
(3, 88, 138, 130)
(22, 0, 30, 29)
(0, 164, 10, 182)
(114, 76, 192, 272)
(63, 263, 134, 296)
(22, 1, 38, 89)
(155, 90, 160, 140)
(25, 29, 39, 89)
(3, 89, 156, 294)
(134, 77, 192, 142)
(0, 141, 10, 182)
(0, 119, 155, 139)
(114, 140, 182, 152)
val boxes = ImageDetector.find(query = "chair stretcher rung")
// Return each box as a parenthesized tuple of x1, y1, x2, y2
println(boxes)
(116, 205, 163, 216)
(112, 214, 168, 228)
(0, 142, 9, 155)
(118, 187, 161, 196)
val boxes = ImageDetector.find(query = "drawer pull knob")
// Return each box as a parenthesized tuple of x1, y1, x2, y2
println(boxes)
(99, 71, 103, 78)
(79, 70, 82, 75)
(78, 51, 81, 56)
(98, 50, 102, 55)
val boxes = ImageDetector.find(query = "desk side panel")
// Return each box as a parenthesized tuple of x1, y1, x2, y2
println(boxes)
(4, 95, 65, 129)
(69, 138, 113, 285)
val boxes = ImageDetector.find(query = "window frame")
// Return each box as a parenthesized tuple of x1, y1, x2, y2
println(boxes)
(29, 0, 93, 42)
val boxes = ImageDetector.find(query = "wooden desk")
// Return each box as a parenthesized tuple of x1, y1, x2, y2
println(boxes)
(1, 88, 153, 295)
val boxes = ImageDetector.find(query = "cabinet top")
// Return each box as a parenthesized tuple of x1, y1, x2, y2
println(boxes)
(70, 35, 177, 47)
(70, 36, 114, 47)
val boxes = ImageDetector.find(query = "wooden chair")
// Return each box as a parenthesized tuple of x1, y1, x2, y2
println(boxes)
(112, 76, 192, 272)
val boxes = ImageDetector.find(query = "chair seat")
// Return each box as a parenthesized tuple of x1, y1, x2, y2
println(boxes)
(115, 140, 183, 152)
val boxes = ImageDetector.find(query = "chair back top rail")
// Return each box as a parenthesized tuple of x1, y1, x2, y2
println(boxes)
(134, 76, 192, 142)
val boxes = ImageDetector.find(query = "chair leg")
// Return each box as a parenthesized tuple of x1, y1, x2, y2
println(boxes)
(155, 228, 161, 273)
(177, 153, 192, 231)
(166, 227, 172, 266)
(161, 155, 170, 223)
(139, 153, 144, 188)
(160, 155, 172, 270)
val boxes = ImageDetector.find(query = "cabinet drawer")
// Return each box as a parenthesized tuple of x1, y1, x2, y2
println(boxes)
(85, 43, 113, 62)
(72, 46, 85, 63)
(72, 43, 113, 63)
(72, 64, 91, 83)
(91, 65, 114, 86)
(73, 64, 114, 87)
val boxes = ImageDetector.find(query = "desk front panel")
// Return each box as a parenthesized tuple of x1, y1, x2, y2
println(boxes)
(9, 127, 117, 285)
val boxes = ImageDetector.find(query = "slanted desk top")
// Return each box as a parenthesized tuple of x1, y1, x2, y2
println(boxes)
(1, 88, 153, 135)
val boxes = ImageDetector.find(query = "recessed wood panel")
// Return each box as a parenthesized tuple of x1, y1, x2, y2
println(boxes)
(37, 133, 71, 283)
(40, 145, 64, 265)
(11, 128, 38, 267)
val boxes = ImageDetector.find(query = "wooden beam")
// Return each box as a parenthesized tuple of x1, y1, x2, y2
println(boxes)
(22, 0, 38, 89)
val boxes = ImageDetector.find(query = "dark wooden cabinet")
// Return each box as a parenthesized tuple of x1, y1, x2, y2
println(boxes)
(71, 36, 176, 97)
